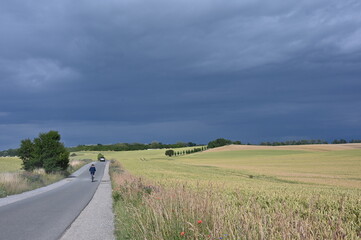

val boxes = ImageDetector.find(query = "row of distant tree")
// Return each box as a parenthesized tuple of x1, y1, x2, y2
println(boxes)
(163, 138, 361, 157)
(165, 146, 207, 157)
(260, 139, 361, 146)
(66, 141, 198, 152)
(163, 138, 241, 156)
(260, 139, 327, 146)
(0, 148, 18, 157)
(333, 139, 361, 144)
(1, 138, 361, 157)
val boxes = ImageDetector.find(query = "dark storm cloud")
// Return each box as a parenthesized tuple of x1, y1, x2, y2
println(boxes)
(1, 0, 361, 149)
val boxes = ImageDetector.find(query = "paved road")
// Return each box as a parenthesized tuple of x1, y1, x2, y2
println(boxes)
(0, 161, 106, 240)
(61, 161, 115, 240)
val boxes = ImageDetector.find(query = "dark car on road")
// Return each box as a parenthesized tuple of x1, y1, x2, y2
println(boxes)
(99, 157, 105, 162)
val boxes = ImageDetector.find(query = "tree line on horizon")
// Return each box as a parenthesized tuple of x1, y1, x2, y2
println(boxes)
(260, 139, 328, 146)
(1, 138, 361, 157)
(260, 139, 361, 146)
(66, 141, 199, 152)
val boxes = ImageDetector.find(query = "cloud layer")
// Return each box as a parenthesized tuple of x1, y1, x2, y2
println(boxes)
(1, 0, 361, 149)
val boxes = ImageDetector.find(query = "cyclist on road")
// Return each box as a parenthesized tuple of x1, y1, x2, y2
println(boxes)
(89, 164, 96, 181)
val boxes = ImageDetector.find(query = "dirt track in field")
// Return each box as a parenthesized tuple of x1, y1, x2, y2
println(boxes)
(205, 143, 361, 152)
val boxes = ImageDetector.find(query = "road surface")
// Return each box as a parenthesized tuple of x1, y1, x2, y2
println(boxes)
(0, 161, 106, 240)
(61, 161, 115, 240)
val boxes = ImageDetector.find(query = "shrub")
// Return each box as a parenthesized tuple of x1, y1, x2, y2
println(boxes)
(165, 150, 174, 157)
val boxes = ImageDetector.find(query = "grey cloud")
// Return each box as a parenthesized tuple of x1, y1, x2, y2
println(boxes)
(0, 0, 361, 149)
(1, 58, 79, 90)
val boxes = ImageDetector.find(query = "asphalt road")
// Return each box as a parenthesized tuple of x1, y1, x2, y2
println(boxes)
(0, 161, 106, 240)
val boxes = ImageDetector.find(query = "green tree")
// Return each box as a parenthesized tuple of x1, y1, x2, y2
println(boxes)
(165, 149, 174, 157)
(150, 141, 162, 149)
(18, 139, 36, 170)
(332, 139, 347, 144)
(18, 131, 69, 173)
(207, 138, 233, 149)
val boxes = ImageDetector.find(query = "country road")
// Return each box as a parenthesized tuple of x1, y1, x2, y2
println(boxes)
(0, 161, 106, 240)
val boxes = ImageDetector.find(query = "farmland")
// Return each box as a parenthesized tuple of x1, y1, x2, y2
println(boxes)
(97, 144, 361, 189)
(2, 145, 360, 239)
(0, 157, 22, 172)
(105, 144, 361, 239)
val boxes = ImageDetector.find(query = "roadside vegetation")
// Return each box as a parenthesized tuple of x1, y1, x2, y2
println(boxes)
(0, 156, 90, 198)
(18, 131, 69, 173)
(0, 131, 91, 198)
(0, 169, 64, 198)
(107, 145, 361, 239)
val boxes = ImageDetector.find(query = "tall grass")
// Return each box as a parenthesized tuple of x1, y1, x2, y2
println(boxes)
(0, 172, 29, 196)
(110, 160, 361, 240)
(0, 170, 64, 197)
(67, 159, 92, 173)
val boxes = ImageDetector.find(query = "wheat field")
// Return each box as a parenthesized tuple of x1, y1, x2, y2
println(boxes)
(0, 157, 22, 172)
(101, 145, 361, 239)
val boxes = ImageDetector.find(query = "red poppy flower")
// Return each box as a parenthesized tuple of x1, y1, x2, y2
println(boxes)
(180, 232, 185, 236)
(197, 220, 203, 224)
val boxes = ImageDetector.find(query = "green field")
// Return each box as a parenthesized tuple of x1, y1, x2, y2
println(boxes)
(0, 157, 22, 172)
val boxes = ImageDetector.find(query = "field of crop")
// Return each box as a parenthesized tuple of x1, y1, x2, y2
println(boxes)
(104, 144, 361, 239)
(0, 157, 22, 172)
(98, 145, 361, 189)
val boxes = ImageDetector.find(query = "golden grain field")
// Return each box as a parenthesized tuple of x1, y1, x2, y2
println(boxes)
(104, 144, 361, 239)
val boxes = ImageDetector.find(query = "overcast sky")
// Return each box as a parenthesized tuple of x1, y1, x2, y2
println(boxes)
(1, 0, 361, 149)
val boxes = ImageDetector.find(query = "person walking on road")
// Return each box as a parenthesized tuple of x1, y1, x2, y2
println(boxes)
(89, 164, 96, 182)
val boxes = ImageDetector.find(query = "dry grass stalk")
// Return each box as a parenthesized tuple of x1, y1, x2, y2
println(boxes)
(0, 172, 29, 195)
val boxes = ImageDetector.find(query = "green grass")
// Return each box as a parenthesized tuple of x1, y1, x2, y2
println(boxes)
(0, 157, 22, 172)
